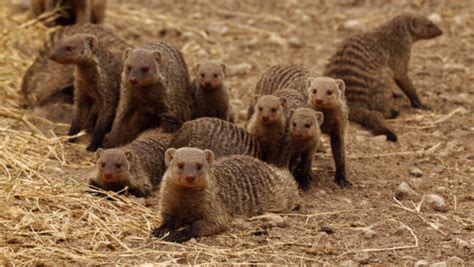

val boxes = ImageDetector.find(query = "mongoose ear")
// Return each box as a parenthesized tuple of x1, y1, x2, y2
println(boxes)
(204, 149, 214, 165)
(314, 111, 324, 126)
(409, 17, 422, 35)
(335, 79, 346, 96)
(152, 51, 163, 63)
(306, 77, 315, 91)
(86, 35, 98, 51)
(194, 63, 201, 76)
(220, 63, 227, 76)
(123, 48, 131, 61)
(254, 94, 262, 104)
(289, 108, 296, 118)
(124, 151, 134, 162)
(279, 97, 288, 109)
(165, 148, 176, 167)
(95, 148, 104, 161)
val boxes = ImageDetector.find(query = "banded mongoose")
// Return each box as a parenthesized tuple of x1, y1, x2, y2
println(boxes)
(324, 13, 443, 141)
(105, 41, 193, 148)
(168, 117, 262, 159)
(252, 65, 351, 187)
(90, 129, 171, 197)
(21, 24, 128, 119)
(49, 32, 128, 151)
(246, 94, 288, 163)
(152, 147, 300, 242)
(307, 77, 351, 187)
(192, 61, 234, 122)
(31, 0, 106, 26)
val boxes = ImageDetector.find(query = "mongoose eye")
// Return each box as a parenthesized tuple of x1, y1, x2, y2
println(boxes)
(126, 65, 132, 72)
(115, 163, 121, 169)
(141, 67, 149, 73)
(200, 73, 205, 78)
(271, 108, 277, 113)
(101, 162, 106, 168)
(305, 123, 311, 128)
(292, 122, 296, 127)
(213, 73, 218, 78)
(196, 163, 202, 170)
(312, 89, 317, 94)
(258, 107, 263, 112)
(327, 91, 333, 96)
(65, 46, 74, 52)
(178, 163, 184, 169)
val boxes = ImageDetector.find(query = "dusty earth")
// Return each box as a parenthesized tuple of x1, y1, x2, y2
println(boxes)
(0, 0, 473, 265)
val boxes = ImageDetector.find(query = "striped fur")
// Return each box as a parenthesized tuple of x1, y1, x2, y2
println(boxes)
(273, 88, 306, 111)
(169, 117, 262, 159)
(255, 64, 312, 96)
(90, 129, 170, 197)
(155, 148, 300, 242)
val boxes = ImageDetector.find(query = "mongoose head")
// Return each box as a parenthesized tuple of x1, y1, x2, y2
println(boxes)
(92, 148, 132, 192)
(398, 14, 443, 40)
(253, 95, 287, 125)
(49, 34, 98, 64)
(164, 147, 214, 188)
(307, 77, 345, 109)
(122, 48, 165, 87)
(289, 108, 324, 141)
(194, 62, 226, 90)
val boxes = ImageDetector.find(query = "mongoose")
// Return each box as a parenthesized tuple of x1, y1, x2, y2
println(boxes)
(285, 108, 324, 190)
(49, 32, 127, 151)
(247, 64, 311, 119)
(324, 13, 443, 141)
(168, 117, 262, 159)
(21, 24, 129, 122)
(307, 77, 351, 187)
(31, 0, 106, 26)
(273, 88, 306, 111)
(192, 61, 234, 122)
(252, 65, 351, 187)
(105, 41, 193, 148)
(90, 129, 171, 197)
(246, 95, 287, 163)
(152, 147, 300, 242)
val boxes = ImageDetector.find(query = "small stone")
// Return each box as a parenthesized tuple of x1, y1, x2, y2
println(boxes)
(428, 13, 442, 24)
(268, 34, 287, 46)
(354, 251, 370, 264)
(362, 228, 376, 239)
(372, 135, 387, 142)
(414, 259, 429, 267)
(182, 31, 195, 40)
(395, 182, 418, 199)
(426, 194, 449, 212)
(196, 49, 208, 58)
(435, 186, 447, 193)
(454, 238, 470, 249)
(447, 256, 464, 267)
(250, 213, 287, 229)
(288, 36, 303, 48)
(339, 260, 357, 267)
(443, 63, 467, 73)
(319, 225, 335, 234)
(342, 19, 363, 31)
(409, 168, 423, 177)
(431, 262, 447, 267)
(359, 200, 371, 208)
(319, 190, 327, 196)
(453, 15, 464, 25)
(207, 22, 229, 35)
(227, 63, 252, 76)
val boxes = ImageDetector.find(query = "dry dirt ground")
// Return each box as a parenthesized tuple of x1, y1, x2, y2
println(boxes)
(1, 0, 473, 265)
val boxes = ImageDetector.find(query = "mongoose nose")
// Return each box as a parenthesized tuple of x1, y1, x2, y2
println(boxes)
(292, 131, 304, 139)
(129, 78, 138, 85)
(49, 53, 56, 61)
(103, 172, 113, 180)
(185, 176, 195, 183)
(204, 81, 212, 87)
(261, 116, 269, 122)
(314, 99, 323, 105)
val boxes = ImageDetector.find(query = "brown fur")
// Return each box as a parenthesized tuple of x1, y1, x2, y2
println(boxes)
(90, 129, 170, 197)
(192, 61, 234, 122)
(49, 32, 128, 151)
(168, 117, 262, 159)
(152, 147, 300, 242)
(307, 77, 351, 187)
(105, 41, 193, 148)
(325, 13, 442, 141)
(31, 0, 106, 26)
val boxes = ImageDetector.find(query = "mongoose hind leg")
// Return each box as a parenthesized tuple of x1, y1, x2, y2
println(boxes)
(349, 105, 397, 142)
(68, 93, 94, 140)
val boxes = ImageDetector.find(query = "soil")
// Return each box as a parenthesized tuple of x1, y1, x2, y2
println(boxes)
(1, 0, 473, 265)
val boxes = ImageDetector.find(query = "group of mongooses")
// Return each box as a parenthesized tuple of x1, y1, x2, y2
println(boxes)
(22, 7, 442, 242)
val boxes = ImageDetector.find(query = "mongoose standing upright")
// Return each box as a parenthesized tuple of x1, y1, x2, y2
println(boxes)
(152, 147, 300, 242)
(246, 95, 288, 163)
(105, 41, 193, 148)
(192, 61, 234, 122)
(168, 117, 262, 159)
(90, 129, 170, 197)
(252, 65, 351, 187)
(49, 32, 127, 151)
(325, 13, 442, 141)
(307, 77, 351, 187)
(31, 0, 106, 26)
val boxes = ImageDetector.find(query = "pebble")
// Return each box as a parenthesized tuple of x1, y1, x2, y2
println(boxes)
(319, 225, 335, 234)
(207, 22, 229, 35)
(227, 63, 252, 76)
(250, 213, 287, 228)
(342, 19, 363, 31)
(409, 168, 423, 177)
(339, 260, 357, 267)
(414, 259, 429, 267)
(443, 63, 467, 73)
(288, 36, 303, 48)
(395, 182, 418, 200)
(362, 228, 376, 239)
(435, 186, 447, 193)
(426, 194, 449, 212)
(354, 251, 370, 264)
(431, 262, 447, 267)
(428, 13, 442, 24)
(372, 135, 387, 142)
(447, 256, 464, 267)
(454, 238, 470, 249)
(268, 34, 287, 47)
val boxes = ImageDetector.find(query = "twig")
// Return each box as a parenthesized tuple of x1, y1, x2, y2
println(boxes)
(393, 197, 446, 235)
